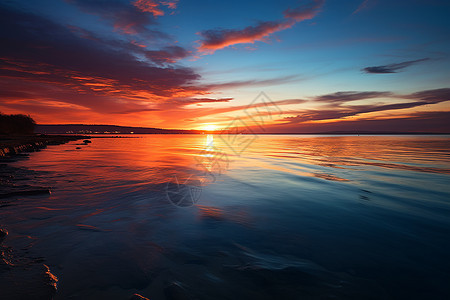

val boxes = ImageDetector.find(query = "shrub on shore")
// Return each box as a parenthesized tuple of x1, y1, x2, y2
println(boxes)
(0, 113, 36, 135)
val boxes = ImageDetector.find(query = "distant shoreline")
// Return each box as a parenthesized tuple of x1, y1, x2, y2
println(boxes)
(42, 132, 450, 136)
(35, 125, 450, 136)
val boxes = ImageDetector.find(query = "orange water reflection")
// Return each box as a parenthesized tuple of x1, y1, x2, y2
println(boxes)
(3, 134, 450, 299)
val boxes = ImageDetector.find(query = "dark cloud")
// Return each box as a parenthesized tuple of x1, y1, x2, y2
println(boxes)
(408, 88, 450, 102)
(268, 88, 450, 124)
(0, 4, 315, 123)
(168, 87, 450, 127)
(67, 25, 191, 65)
(315, 91, 392, 103)
(0, 4, 204, 115)
(66, 0, 167, 38)
(362, 58, 429, 74)
(144, 46, 190, 65)
(265, 111, 450, 133)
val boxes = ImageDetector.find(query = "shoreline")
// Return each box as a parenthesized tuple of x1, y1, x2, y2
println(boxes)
(0, 134, 90, 198)
(0, 135, 86, 298)
(0, 134, 91, 157)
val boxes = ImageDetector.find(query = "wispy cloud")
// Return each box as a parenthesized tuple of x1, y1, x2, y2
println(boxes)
(197, 0, 325, 54)
(314, 91, 392, 103)
(408, 88, 450, 102)
(67, 0, 168, 37)
(204, 75, 301, 90)
(362, 58, 429, 74)
(265, 111, 450, 133)
(133, 0, 178, 16)
(157, 88, 450, 129)
(144, 46, 190, 65)
(278, 88, 450, 124)
(352, 0, 371, 15)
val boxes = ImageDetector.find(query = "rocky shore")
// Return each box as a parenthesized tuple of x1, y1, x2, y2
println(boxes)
(1, 135, 91, 198)
(0, 134, 90, 299)
(0, 134, 91, 157)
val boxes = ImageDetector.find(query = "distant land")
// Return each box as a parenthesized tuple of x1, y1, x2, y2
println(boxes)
(35, 124, 449, 135)
(36, 124, 200, 134)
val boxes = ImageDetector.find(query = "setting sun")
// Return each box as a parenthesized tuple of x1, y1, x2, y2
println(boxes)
(202, 124, 219, 131)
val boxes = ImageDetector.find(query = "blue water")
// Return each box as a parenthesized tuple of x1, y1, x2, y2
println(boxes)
(2, 135, 450, 299)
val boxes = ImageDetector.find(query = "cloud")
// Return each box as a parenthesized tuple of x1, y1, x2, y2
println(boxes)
(197, 0, 324, 54)
(408, 88, 450, 102)
(144, 46, 190, 65)
(283, 0, 326, 20)
(353, 0, 371, 15)
(0, 4, 206, 116)
(162, 97, 234, 107)
(278, 88, 450, 124)
(133, 0, 178, 16)
(362, 58, 429, 74)
(197, 21, 293, 54)
(315, 91, 392, 103)
(67, 0, 167, 37)
(66, 25, 192, 65)
(0, 4, 315, 125)
(153, 87, 449, 129)
(205, 75, 301, 90)
(150, 97, 308, 124)
(264, 111, 450, 133)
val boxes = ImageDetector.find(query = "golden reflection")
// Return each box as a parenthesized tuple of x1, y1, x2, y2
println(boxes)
(205, 134, 214, 154)
(195, 134, 230, 182)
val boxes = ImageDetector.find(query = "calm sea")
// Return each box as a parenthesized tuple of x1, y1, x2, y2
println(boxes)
(2, 134, 450, 299)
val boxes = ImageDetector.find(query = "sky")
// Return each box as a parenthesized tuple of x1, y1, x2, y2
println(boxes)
(0, 0, 449, 132)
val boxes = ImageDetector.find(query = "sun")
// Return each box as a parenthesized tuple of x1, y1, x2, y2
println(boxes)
(202, 124, 219, 131)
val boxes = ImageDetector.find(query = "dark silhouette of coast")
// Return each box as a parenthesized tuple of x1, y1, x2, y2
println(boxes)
(0, 134, 91, 157)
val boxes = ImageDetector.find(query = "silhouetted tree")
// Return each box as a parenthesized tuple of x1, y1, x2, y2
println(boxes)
(0, 113, 36, 135)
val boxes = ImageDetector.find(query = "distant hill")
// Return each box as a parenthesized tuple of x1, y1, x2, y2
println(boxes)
(36, 124, 200, 134)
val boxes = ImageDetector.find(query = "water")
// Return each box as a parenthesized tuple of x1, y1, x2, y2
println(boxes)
(1, 135, 450, 299)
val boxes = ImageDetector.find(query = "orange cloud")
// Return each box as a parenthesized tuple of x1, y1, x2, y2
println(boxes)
(133, 0, 178, 16)
(197, 0, 324, 54)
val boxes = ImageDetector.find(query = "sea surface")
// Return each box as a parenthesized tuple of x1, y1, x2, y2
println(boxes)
(1, 134, 450, 299)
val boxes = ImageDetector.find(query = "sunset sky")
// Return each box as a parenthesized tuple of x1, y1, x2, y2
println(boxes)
(1, 0, 449, 132)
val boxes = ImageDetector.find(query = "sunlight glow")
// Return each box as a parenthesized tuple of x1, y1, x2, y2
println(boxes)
(202, 124, 219, 131)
